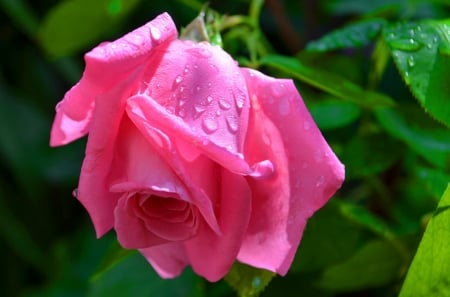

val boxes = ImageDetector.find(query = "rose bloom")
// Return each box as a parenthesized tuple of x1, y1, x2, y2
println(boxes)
(50, 13, 344, 281)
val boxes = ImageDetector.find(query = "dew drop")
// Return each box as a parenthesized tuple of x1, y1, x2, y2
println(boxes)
(207, 82, 212, 89)
(177, 108, 186, 118)
(150, 26, 161, 41)
(272, 83, 285, 96)
(194, 105, 207, 115)
(206, 95, 213, 104)
(202, 117, 218, 133)
(72, 188, 78, 198)
(407, 56, 415, 67)
(303, 120, 311, 130)
(184, 65, 190, 74)
(252, 277, 262, 289)
(216, 110, 221, 116)
(234, 94, 245, 109)
(218, 97, 231, 110)
(196, 85, 202, 93)
(278, 98, 290, 116)
(316, 175, 325, 188)
(226, 115, 239, 133)
(175, 75, 183, 84)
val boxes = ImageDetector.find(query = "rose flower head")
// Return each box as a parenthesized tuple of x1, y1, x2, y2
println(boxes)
(50, 12, 344, 282)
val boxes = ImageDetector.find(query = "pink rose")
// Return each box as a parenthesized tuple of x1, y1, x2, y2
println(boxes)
(50, 13, 344, 281)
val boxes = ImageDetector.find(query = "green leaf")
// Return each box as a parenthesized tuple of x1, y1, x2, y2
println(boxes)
(291, 200, 364, 273)
(415, 166, 450, 200)
(383, 19, 450, 127)
(375, 108, 450, 168)
(337, 200, 397, 239)
(306, 18, 387, 52)
(309, 99, 361, 130)
(316, 239, 403, 292)
(89, 252, 204, 297)
(342, 131, 403, 179)
(224, 262, 275, 297)
(38, 0, 141, 57)
(91, 241, 137, 281)
(399, 184, 450, 297)
(259, 54, 395, 108)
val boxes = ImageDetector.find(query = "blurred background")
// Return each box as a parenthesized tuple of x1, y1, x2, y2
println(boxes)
(1, 0, 449, 296)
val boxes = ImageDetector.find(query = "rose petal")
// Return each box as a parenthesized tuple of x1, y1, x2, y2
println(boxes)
(50, 12, 177, 146)
(115, 194, 170, 248)
(139, 242, 189, 278)
(184, 168, 252, 282)
(126, 98, 223, 234)
(236, 68, 345, 275)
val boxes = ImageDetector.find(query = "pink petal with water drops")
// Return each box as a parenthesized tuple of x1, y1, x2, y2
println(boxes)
(237, 68, 345, 275)
(130, 39, 271, 177)
(50, 12, 177, 146)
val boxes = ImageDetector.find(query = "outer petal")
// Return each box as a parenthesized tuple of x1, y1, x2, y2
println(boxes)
(139, 242, 189, 278)
(184, 168, 252, 282)
(50, 12, 177, 146)
(237, 68, 345, 275)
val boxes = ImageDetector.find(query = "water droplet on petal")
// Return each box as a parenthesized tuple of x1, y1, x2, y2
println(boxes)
(226, 115, 239, 133)
(150, 26, 161, 41)
(175, 75, 183, 84)
(202, 117, 218, 133)
(184, 65, 190, 74)
(218, 97, 231, 110)
(194, 105, 207, 115)
(72, 188, 78, 198)
(316, 175, 325, 187)
(278, 98, 290, 116)
(234, 94, 245, 109)
(303, 120, 311, 130)
(216, 110, 221, 116)
(177, 108, 186, 118)
(206, 95, 213, 104)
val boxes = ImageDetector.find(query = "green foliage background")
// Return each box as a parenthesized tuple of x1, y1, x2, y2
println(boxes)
(0, 0, 449, 296)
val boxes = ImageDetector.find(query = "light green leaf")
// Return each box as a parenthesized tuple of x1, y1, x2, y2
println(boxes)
(306, 18, 387, 52)
(225, 262, 275, 297)
(259, 54, 395, 108)
(309, 99, 361, 130)
(399, 184, 450, 297)
(383, 19, 450, 127)
(316, 240, 403, 292)
(38, 0, 141, 57)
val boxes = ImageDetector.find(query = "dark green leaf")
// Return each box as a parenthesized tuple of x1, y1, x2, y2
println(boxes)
(38, 0, 141, 57)
(291, 201, 364, 273)
(259, 54, 395, 108)
(399, 184, 450, 297)
(88, 253, 204, 297)
(309, 99, 361, 130)
(91, 241, 137, 281)
(342, 131, 403, 178)
(375, 108, 450, 168)
(225, 262, 275, 297)
(316, 239, 403, 292)
(383, 19, 450, 126)
(306, 18, 387, 52)
(415, 166, 450, 200)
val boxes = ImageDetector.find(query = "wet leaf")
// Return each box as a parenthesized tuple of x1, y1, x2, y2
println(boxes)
(307, 18, 387, 51)
(225, 262, 275, 297)
(383, 19, 450, 127)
